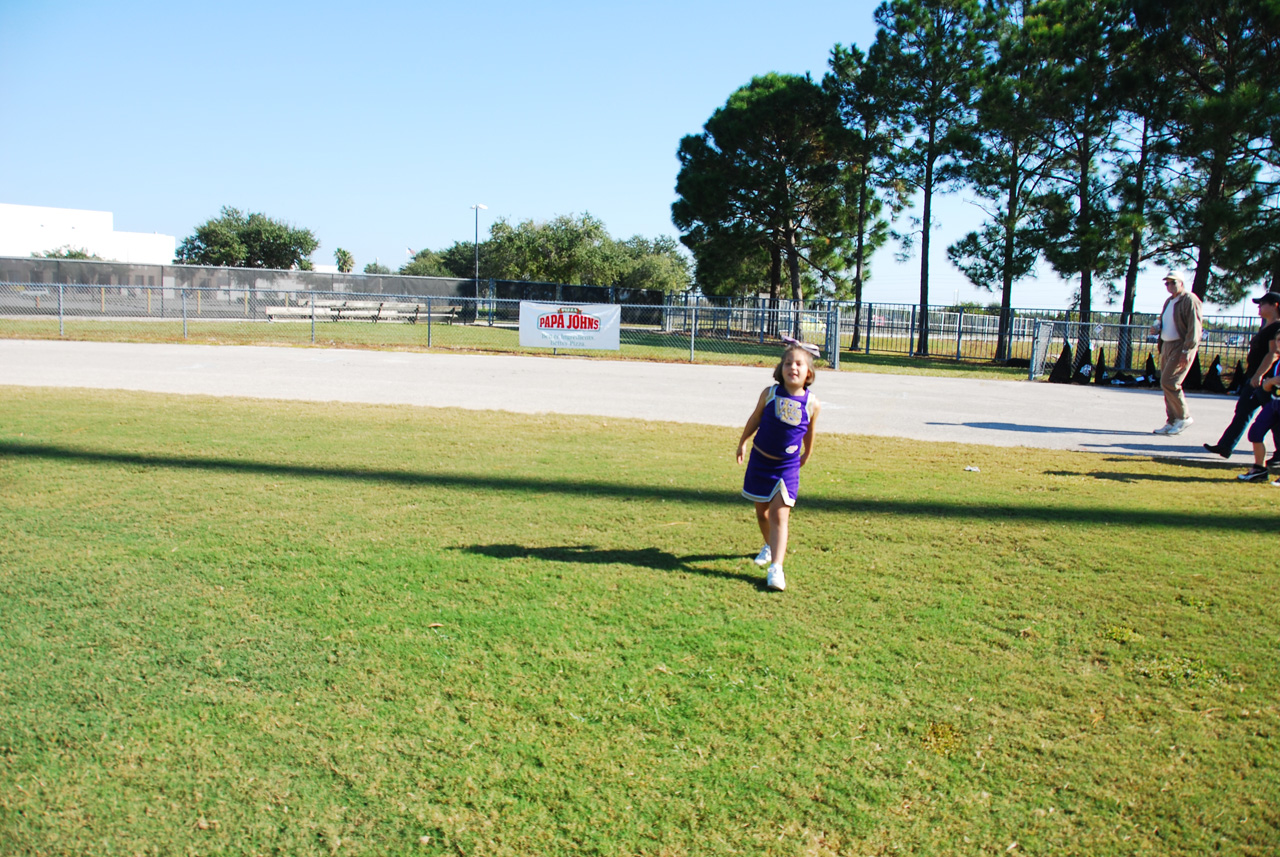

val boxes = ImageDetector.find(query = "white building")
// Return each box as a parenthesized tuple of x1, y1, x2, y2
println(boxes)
(0, 203, 175, 264)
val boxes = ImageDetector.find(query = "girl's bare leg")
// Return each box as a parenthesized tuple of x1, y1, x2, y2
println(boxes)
(767, 493, 790, 567)
(754, 501, 770, 544)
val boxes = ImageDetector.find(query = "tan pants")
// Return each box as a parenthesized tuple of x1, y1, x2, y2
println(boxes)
(1160, 339, 1195, 422)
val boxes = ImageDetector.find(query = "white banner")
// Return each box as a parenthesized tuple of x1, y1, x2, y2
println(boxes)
(518, 301, 621, 350)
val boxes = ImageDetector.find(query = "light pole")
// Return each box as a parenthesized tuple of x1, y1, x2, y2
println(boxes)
(470, 203, 487, 298)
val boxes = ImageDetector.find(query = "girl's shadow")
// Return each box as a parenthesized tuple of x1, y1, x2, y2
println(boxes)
(458, 544, 766, 588)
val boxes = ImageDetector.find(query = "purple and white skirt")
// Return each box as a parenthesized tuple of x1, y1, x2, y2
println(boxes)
(742, 447, 801, 506)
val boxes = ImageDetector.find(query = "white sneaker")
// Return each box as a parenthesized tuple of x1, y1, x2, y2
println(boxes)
(1153, 423, 1174, 435)
(1165, 417, 1194, 435)
(765, 563, 786, 592)
(753, 545, 772, 567)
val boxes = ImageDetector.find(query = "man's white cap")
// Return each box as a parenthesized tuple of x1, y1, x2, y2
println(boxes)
(1163, 270, 1187, 287)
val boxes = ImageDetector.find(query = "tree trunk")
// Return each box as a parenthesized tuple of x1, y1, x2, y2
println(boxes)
(851, 162, 870, 350)
(786, 229, 803, 339)
(768, 246, 782, 336)
(1191, 154, 1227, 300)
(996, 151, 1020, 363)
(917, 151, 935, 357)
(1075, 164, 1093, 371)
(998, 215, 1015, 363)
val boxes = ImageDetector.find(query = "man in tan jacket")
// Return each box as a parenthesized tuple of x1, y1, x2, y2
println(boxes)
(1151, 270, 1202, 435)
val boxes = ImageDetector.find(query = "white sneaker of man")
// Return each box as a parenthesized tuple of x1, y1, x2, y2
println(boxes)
(1164, 417, 1194, 435)
(1153, 423, 1175, 435)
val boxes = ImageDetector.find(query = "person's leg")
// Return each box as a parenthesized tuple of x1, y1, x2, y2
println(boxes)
(1215, 387, 1265, 453)
(1242, 403, 1279, 478)
(1160, 341, 1192, 422)
(754, 501, 769, 544)
(767, 494, 791, 568)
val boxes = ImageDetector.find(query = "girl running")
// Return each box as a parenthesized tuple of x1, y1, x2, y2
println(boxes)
(736, 343, 821, 591)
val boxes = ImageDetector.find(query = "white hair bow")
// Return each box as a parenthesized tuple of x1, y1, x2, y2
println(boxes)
(780, 334, 821, 358)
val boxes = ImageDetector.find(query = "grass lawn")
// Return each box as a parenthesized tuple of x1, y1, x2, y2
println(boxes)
(1, 387, 1276, 856)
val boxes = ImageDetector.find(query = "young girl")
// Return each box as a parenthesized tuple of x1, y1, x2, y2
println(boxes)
(736, 343, 822, 591)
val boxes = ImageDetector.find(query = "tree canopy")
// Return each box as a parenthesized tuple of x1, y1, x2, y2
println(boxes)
(34, 246, 103, 260)
(672, 73, 847, 303)
(175, 207, 319, 270)
(403, 213, 691, 292)
(671, 0, 1280, 333)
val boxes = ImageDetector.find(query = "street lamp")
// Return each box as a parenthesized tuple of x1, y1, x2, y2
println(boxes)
(470, 203, 488, 298)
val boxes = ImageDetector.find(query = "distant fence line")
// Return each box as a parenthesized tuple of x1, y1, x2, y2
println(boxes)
(0, 256, 666, 307)
(2, 281, 1263, 383)
(0, 254, 1263, 379)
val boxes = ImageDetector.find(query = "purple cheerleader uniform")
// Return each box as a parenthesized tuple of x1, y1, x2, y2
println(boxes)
(742, 385, 815, 506)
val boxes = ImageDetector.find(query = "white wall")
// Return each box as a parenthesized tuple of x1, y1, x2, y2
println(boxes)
(0, 203, 175, 264)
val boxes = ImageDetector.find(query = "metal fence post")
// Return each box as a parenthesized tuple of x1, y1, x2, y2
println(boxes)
(427, 295, 433, 347)
(57, 283, 64, 337)
(1029, 319, 1041, 380)
(690, 303, 697, 363)
(955, 310, 964, 360)
(182, 289, 188, 339)
(909, 306, 917, 357)
(865, 302, 872, 354)
(309, 290, 316, 344)
(830, 303, 841, 370)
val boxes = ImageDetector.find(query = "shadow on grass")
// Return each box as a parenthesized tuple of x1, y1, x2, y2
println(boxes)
(458, 544, 765, 588)
(1, 440, 1272, 534)
(1045, 470, 1234, 484)
(1057, 456, 1250, 483)
(930, 420, 1154, 438)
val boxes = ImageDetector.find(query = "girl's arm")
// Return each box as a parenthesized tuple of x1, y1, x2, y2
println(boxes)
(736, 387, 771, 463)
(799, 397, 821, 466)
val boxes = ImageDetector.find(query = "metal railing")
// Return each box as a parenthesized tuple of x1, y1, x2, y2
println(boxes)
(0, 283, 842, 368)
(3, 280, 1258, 378)
(1028, 319, 1250, 382)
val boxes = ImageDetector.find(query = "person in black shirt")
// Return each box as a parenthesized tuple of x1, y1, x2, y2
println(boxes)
(1204, 292, 1280, 458)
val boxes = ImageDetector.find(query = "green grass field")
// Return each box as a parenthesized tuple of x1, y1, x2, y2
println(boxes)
(1, 386, 1276, 856)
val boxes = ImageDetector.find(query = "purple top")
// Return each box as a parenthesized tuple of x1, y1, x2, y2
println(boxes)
(752, 385, 814, 458)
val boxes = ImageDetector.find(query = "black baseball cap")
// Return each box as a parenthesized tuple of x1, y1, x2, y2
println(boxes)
(1253, 292, 1280, 306)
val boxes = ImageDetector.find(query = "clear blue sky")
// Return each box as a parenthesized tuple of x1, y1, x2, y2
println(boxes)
(0, 0, 1248, 315)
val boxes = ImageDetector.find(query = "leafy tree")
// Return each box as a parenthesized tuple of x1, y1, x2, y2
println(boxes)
(399, 249, 452, 277)
(363, 261, 391, 274)
(1135, 0, 1280, 303)
(486, 213, 623, 286)
(175, 207, 319, 270)
(947, 0, 1048, 361)
(334, 247, 354, 273)
(1109, 21, 1179, 367)
(1022, 0, 1131, 362)
(873, 0, 989, 355)
(414, 217, 689, 292)
(615, 235, 692, 292)
(826, 41, 905, 346)
(436, 241, 484, 279)
(34, 246, 102, 260)
(672, 73, 847, 314)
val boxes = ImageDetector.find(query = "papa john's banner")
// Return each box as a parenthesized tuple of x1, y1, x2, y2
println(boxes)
(518, 301, 621, 350)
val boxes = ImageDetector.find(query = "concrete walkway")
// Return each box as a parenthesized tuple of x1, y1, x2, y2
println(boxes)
(0, 339, 1239, 460)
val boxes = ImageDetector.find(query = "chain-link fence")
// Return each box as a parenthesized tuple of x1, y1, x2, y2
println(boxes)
(0, 282, 844, 368)
(5, 277, 1260, 378)
(1028, 319, 1251, 382)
